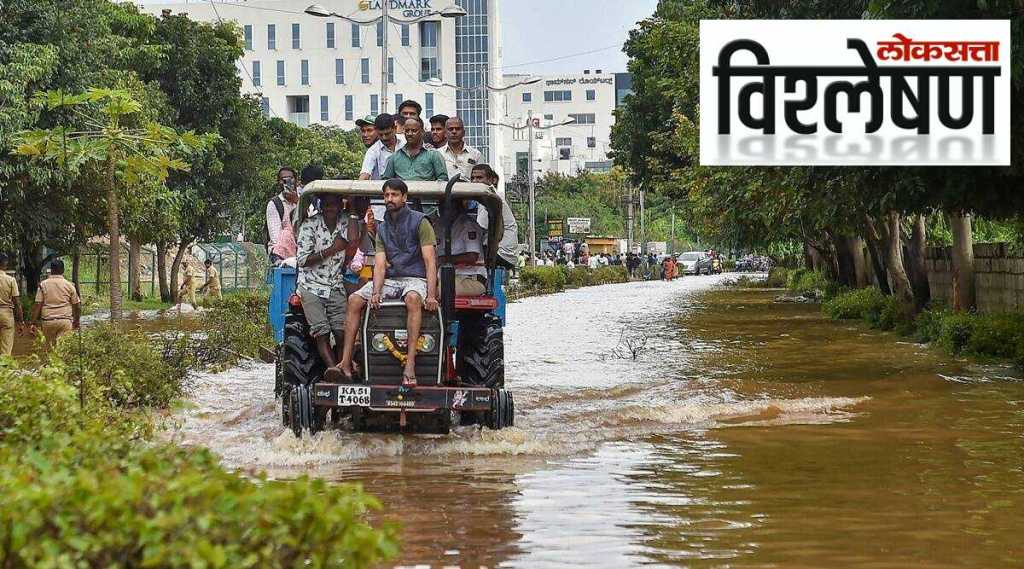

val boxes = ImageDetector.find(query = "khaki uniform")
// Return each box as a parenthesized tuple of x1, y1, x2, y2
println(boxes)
(179, 265, 197, 306)
(203, 266, 222, 300)
(35, 275, 79, 349)
(0, 272, 19, 357)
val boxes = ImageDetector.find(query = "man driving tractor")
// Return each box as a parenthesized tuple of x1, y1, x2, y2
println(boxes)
(339, 179, 439, 387)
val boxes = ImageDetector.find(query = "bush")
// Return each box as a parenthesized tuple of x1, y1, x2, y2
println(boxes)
(591, 266, 628, 285)
(764, 267, 789, 287)
(788, 269, 830, 296)
(200, 290, 275, 369)
(824, 287, 888, 320)
(518, 266, 567, 291)
(54, 324, 192, 410)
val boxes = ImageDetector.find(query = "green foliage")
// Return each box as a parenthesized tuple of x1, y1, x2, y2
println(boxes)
(199, 290, 275, 369)
(824, 287, 889, 321)
(518, 266, 567, 292)
(514, 265, 628, 297)
(764, 267, 789, 288)
(914, 308, 1024, 362)
(787, 269, 829, 296)
(53, 324, 192, 410)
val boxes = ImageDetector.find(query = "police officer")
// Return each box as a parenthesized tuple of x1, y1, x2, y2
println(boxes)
(31, 259, 80, 350)
(198, 259, 222, 302)
(0, 253, 25, 357)
(178, 260, 198, 308)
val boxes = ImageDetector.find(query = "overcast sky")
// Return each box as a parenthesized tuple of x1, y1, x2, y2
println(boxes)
(134, 0, 658, 75)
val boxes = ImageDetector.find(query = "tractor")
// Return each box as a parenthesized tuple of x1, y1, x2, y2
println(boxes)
(268, 178, 514, 435)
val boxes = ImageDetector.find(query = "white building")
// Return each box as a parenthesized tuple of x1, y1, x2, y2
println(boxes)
(140, 0, 504, 163)
(500, 70, 631, 178)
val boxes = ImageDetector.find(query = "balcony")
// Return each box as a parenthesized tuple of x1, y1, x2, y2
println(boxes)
(288, 113, 310, 128)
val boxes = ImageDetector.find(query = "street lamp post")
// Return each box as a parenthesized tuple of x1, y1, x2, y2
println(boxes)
(489, 112, 575, 265)
(304, 3, 466, 115)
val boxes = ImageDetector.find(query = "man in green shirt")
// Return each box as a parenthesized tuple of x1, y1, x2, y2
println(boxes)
(382, 117, 449, 182)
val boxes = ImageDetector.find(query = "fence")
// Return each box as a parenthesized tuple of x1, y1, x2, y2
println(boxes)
(925, 242, 1024, 313)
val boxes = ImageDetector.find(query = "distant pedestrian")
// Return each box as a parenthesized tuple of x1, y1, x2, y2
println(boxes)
(0, 253, 25, 357)
(178, 260, 198, 308)
(198, 259, 222, 302)
(31, 259, 80, 350)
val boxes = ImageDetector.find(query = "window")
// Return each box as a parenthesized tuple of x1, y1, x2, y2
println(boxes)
(544, 114, 554, 121)
(568, 113, 596, 125)
(559, 147, 572, 160)
(401, 24, 410, 46)
(587, 137, 597, 148)
(370, 94, 379, 115)
(334, 59, 344, 84)
(267, 24, 276, 50)
(344, 95, 353, 121)
(556, 137, 572, 146)
(544, 90, 572, 102)
(251, 60, 261, 86)
(291, 23, 300, 49)
(420, 21, 438, 47)
(387, 58, 394, 83)
(244, 25, 253, 50)
(586, 89, 596, 101)
(424, 93, 434, 118)
(300, 59, 309, 85)
(260, 97, 270, 118)
(376, 21, 384, 47)
(351, 23, 360, 47)
(360, 58, 370, 84)
(394, 94, 402, 112)
(420, 57, 438, 81)
(326, 22, 335, 48)
(320, 96, 329, 122)
(276, 60, 285, 85)
(522, 92, 532, 103)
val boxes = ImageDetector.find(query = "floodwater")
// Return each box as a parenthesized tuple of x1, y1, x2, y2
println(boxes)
(171, 276, 1024, 568)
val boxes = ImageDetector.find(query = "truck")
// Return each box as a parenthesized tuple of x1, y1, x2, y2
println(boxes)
(267, 179, 514, 435)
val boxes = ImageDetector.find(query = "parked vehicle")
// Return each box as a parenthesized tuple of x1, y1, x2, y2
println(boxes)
(677, 251, 713, 275)
(268, 179, 514, 435)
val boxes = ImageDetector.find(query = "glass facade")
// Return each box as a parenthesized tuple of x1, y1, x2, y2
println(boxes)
(455, 0, 492, 161)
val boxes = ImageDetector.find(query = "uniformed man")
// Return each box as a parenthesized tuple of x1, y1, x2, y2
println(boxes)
(31, 259, 80, 350)
(0, 253, 25, 357)
(436, 200, 487, 296)
(197, 259, 222, 302)
(178, 260, 198, 308)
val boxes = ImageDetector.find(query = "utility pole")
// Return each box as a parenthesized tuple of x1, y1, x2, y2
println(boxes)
(380, 1, 389, 113)
(527, 109, 537, 265)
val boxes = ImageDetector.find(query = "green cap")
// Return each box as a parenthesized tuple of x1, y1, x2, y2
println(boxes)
(355, 115, 376, 127)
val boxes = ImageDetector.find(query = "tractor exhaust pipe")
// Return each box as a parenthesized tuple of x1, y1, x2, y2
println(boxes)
(440, 174, 460, 322)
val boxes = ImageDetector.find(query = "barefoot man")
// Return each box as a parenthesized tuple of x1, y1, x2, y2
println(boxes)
(340, 179, 439, 386)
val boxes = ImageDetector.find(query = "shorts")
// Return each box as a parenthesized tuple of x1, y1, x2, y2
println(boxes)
(298, 287, 347, 338)
(355, 277, 427, 303)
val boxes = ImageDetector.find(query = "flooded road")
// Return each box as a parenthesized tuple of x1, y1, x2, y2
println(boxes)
(173, 276, 1024, 568)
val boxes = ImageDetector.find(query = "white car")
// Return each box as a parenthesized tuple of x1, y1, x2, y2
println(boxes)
(677, 251, 712, 275)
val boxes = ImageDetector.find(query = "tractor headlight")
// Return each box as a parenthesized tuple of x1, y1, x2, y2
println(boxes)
(371, 333, 389, 352)
(418, 334, 436, 353)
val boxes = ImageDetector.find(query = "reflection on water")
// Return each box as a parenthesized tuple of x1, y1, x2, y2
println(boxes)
(173, 280, 1024, 568)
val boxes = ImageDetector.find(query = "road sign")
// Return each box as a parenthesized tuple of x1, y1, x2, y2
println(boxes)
(566, 217, 591, 234)
(547, 220, 563, 238)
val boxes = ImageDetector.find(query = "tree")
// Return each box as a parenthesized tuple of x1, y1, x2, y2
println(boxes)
(14, 88, 212, 321)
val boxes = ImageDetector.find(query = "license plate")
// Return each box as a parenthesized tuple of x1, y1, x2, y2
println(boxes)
(338, 385, 371, 406)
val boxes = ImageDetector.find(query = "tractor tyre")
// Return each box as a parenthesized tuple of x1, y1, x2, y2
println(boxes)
(461, 314, 505, 389)
(288, 384, 325, 437)
(487, 389, 514, 430)
(274, 344, 285, 398)
(281, 384, 291, 426)
(283, 310, 325, 387)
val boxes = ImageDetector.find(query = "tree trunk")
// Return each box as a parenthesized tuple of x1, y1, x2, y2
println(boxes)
(157, 241, 171, 302)
(806, 241, 826, 273)
(128, 238, 142, 301)
(820, 231, 841, 283)
(906, 214, 931, 310)
(863, 216, 892, 295)
(106, 180, 123, 322)
(949, 210, 976, 311)
(847, 236, 869, 288)
(880, 212, 915, 314)
(832, 234, 857, 288)
(169, 239, 193, 304)
(803, 241, 815, 270)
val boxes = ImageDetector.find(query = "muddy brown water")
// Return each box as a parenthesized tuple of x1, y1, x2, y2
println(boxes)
(171, 277, 1024, 568)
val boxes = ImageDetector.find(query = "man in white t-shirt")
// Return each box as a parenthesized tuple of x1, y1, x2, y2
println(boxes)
(359, 114, 405, 180)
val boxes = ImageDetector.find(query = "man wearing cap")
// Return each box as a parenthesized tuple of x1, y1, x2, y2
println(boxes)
(360, 114, 405, 181)
(396, 99, 422, 135)
(426, 114, 449, 150)
(439, 116, 482, 181)
(382, 117, 448, 182)
(355, 115, 379, 148)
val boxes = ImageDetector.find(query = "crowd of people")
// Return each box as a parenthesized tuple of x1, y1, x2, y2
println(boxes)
(528, 244, 683, 281)
(264, 100, 519, 388)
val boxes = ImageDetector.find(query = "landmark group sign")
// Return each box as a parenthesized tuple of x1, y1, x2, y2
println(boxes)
(699, 20, 1011, 166)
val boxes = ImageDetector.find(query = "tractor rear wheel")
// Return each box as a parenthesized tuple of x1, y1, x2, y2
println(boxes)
(461, 313, 505, 389)
(486, 389, 514, 430)
(283, 310, 325, 387)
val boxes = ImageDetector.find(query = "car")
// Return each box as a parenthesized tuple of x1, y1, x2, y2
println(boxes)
(268, 178, 514, 435)
(677, 251, 713, 275)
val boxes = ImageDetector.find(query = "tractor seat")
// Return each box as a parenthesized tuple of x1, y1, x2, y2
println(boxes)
(454, 296, 498, 310)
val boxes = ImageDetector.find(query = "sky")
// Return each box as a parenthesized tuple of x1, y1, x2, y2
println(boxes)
(134, 0, 659, 76)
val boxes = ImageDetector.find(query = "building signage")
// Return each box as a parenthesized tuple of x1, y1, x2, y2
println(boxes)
(545, 77, 614, 87)
(358, 0, 434, 18)
(566, 217, 592, 234)
(699, 20, 1011, 166)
